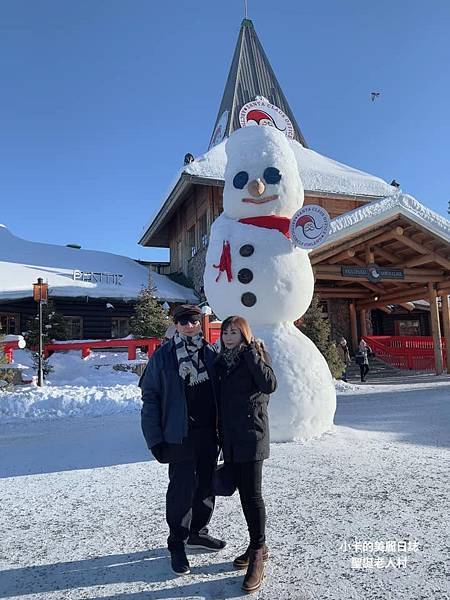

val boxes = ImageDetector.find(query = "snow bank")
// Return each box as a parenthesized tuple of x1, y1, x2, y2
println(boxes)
(0, 350, 143, 422)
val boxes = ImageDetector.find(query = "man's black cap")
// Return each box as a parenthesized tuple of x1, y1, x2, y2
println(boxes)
(172, 304, 202, 323)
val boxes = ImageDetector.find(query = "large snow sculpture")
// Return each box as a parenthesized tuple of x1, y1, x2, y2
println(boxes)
(204, 125, 336, 441)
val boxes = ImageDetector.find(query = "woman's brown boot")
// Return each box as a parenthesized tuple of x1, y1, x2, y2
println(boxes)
(233, 543, 269, 570)
(241, 547, 265, 593)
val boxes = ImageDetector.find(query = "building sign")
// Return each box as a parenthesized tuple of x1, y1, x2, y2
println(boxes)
(239, 96, 294, 139)
(341, 264, 404, 282)
(290, 205, 330, 249)
(73, 270, 123, 285)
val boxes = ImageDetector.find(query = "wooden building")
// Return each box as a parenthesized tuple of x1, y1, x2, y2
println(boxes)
(139, 19, 450, 372)
(0, 225, 196, 340)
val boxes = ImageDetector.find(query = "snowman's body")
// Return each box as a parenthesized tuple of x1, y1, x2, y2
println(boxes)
(203, 125, 336, 442)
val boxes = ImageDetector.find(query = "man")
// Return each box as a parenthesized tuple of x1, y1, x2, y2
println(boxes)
(140, 304, 225, 575)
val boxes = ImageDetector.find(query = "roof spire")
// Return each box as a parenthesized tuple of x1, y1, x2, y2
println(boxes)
(244, 0, 248, 19)
(209, 19, 308, 149)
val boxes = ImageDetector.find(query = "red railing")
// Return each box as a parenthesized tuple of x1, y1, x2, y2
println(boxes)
(44, 338, 162, 360)
(202, 315, 221, 345)
(0, 340, 25, 363)
(363, 336, 447, 372)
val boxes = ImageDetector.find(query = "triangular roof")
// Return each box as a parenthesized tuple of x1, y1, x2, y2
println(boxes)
(208, 19, 308, 149)
(315, 193, 450, 251)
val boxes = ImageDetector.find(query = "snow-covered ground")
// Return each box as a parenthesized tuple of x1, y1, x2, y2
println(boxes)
(0, 352, 449, 599)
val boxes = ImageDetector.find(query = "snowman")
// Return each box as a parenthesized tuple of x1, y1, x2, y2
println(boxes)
(204, 125, 336, 442)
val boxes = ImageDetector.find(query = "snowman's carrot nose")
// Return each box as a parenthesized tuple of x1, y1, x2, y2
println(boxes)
(247, 178, 266, 197)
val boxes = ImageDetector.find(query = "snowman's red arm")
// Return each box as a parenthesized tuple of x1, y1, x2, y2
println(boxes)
(213, 240, 233, 282)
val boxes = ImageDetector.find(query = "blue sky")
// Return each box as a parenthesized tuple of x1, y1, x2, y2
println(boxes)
(1, 0, 449, 262)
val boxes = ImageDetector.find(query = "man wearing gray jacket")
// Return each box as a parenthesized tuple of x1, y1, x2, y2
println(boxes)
(140, 304, 225, 575)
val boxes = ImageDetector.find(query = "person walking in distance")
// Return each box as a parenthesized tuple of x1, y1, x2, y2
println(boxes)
(337, 337, 351, 382)
(140, 305, 225, 575)
(215, 315, 277, 594)
(356, 338, 372, 382)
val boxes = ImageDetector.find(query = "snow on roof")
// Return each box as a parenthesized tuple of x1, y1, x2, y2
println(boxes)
(140, 137, 396, 241)
(0, 225, 197, 303)
(184, 138, 395, 198)
(323, 193, 450, 248)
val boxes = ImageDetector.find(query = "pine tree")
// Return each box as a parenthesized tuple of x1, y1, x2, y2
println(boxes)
(300, 295, 344, 379)
(24, 299, 70, 347)
(129, 283, 170, 339)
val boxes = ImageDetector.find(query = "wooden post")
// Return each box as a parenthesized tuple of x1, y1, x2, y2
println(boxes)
(441, 293, 450, 374)
(349, 302, 358, 353)
(365, 246, 375, 265)
(360, 308, 368, 338)
(428, 282, 443, 375)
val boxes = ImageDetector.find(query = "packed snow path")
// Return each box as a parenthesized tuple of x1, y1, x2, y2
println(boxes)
(1, 380, 449, 600)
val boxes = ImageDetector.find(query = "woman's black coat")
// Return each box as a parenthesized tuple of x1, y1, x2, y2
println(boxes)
(215, 342, 277, 463)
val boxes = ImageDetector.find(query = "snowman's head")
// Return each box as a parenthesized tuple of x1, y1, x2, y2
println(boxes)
(223, 126, 304, 220)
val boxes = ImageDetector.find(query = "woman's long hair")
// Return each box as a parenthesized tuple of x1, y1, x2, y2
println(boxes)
(219, 315, 252, 350)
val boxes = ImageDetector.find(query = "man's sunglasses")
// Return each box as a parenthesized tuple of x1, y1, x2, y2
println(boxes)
(177, 317, 201, 326)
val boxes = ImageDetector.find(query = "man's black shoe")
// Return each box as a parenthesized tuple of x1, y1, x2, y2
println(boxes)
(186, 533, 226, 552)
(170, 549, 191, 575)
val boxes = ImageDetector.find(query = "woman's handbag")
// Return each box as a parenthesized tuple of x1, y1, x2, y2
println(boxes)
(212, 462, 236, 497)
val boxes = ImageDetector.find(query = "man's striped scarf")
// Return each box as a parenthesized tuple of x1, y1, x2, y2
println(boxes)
(174, 331, 209, 386)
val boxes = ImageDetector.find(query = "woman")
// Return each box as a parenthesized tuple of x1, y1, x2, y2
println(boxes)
(215, 316, 277, 594)
(356, 338, 372, 382)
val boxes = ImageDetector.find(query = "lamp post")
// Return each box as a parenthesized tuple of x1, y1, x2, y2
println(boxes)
(33, 278, 48, 387)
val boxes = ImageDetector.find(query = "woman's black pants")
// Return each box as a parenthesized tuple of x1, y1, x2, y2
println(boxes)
(231, 460, 266, 549)
(359, 364, 369, 380)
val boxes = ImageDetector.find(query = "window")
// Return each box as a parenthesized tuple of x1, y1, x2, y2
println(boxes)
(0, 313, 19, 335)
(63, 316, 83, 340)
(199, 212, 208, 247)
(396, 320, 421, 336)
(111, 317, 130, 339)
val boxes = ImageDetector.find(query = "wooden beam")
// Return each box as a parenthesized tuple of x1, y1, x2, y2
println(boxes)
(365, 246, 375, 264)
(393, 232, 450, 271)
(360, 308, 368, 337)
(349, 302, 358, 351)
(428, 282, 444, 375)
(311, 225, 394, 265)
(404, 255, 435, 268)
(399, 303, 414, 312)
(357, 286, 430, 310)
(441, 293, 450, 374)
(378, 306, 393, 314)
(328, 249, 355, 264)
(373, 246, 401, 264)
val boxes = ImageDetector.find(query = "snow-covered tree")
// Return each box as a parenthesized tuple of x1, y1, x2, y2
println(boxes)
(299, 295, 344, 379)
(129, 283, 170, 339)
(24, 300, 70, 346)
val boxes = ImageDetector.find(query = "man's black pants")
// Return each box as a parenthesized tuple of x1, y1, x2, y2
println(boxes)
(232, 460, 266, 550)
(166, 428, 218, 551)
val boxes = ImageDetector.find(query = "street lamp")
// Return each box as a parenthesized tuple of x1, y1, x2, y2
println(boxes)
(33, 278, 48, 387)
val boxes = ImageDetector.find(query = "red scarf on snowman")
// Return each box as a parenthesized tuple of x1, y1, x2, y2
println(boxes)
(213, 215, 291, 282)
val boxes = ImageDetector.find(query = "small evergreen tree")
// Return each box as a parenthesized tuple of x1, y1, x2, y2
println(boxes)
(299, 295, 344, 379)
(129, 283, 170, 339)
(24, 299, 70, 346)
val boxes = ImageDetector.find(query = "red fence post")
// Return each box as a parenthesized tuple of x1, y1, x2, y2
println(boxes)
(128, 345, 137, 360)
(81, 347, 91, 359)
